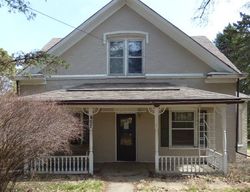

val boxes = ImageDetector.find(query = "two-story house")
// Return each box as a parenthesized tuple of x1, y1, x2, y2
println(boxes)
(16, 0, 248, 175)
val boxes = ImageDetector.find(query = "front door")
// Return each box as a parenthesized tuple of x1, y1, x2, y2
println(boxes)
(117, 114, 136, 161)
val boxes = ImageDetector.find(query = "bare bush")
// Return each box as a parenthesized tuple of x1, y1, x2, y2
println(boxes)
(0, 95, 81, 192)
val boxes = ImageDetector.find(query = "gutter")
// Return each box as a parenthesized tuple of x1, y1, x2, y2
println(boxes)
(55, 98, 243, 105)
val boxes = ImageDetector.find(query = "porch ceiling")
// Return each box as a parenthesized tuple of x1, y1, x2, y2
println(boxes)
(23, 83, 243, 105)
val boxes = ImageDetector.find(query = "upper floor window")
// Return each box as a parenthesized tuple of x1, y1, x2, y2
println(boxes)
(109, 39, 143, 76)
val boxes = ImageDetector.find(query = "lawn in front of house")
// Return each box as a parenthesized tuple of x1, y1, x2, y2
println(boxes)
(13, 179, 104, 192)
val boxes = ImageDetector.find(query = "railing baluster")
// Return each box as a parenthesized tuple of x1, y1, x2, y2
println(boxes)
(191, 157, 193, 173)
(173, 157, 176, 172)
(69, 156, 71, 172)
(177, 157, 180, 172)
(85, 156, 87, 172)
(39, 159, 41, 172)
(80, 157, 83, 172)
(159, 157, 162, 172)
(170, 157, 172, 172)
(77, 156, 79, 172)
(73, 157, 75, 171)
(66, 157, 68, 172)
(164, 157, 166, 172)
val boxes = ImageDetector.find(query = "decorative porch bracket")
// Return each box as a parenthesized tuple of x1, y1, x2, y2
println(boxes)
(83, 108, 100, 175)
(148, 106, 166, 173)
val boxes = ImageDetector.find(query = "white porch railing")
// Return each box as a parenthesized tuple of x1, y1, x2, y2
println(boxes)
(30, 156, 89, 174)
(158, 153, 223, 173)
(206, 149, 223, 171)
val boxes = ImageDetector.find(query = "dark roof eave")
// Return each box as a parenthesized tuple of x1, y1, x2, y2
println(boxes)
(54, 98, 243, 105)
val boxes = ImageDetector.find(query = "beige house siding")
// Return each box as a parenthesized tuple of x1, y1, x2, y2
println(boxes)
(55, 5, 213, 76)
(93, 112, 116, 162)
(136, 112, 154, 162)
(20, 78, 236, 94)
(91, 107, 237, 163)
(237, 102, 248, 157)
(93, 111, 155, 162)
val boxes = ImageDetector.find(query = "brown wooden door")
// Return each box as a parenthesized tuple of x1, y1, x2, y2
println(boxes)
(117, 114, 136, 161)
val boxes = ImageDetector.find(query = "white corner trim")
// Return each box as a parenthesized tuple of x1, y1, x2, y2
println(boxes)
(103, 31, 149, 44)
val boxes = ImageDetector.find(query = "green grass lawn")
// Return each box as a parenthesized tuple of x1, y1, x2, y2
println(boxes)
(13, 179, 104, 192)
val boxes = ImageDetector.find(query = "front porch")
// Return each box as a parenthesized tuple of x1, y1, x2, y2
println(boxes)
(28, 104, 229, 175)
(23, 84, 244, 175)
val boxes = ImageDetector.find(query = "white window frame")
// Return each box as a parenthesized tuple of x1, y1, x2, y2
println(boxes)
(107, 38, 145, 76)
(169, 109, 198, 148)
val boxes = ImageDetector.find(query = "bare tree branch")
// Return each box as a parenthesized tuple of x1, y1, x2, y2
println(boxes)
(193, 0, 215, 25)
(0, 95, 82, 191)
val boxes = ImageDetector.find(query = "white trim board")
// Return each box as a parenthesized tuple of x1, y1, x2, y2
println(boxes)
(103, 31, 149, 44)
(46, 73, 206, 80)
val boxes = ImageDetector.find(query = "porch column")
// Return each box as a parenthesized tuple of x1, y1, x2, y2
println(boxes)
(88, 108, 94, 175)
(221, 105, 228, 174)
(154, 107, 160, 172)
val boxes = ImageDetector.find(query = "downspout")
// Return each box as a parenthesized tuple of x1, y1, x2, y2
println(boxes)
(236, 78, 250, 157)
(236, 78, 239, 150)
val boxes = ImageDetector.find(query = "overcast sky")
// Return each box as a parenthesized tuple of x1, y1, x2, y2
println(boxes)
(0, 0, 249, 54)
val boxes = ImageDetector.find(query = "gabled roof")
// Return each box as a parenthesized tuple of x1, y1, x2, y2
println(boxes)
(46, 0, 241, 74)
(192, 36, 240, 73)
(42, 38, 61, 52)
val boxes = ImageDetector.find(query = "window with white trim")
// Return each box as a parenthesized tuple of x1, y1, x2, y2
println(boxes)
(170, 111, 196, 146)
(108, 39, 143, 75)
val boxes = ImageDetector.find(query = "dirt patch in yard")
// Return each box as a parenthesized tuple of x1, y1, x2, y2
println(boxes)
(136, 175, 250, 192)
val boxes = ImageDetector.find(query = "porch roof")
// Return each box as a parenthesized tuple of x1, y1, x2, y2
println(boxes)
(23, 83, 243, 105)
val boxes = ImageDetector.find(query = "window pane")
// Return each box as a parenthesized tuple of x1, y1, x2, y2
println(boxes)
(172, 122, 194, 129)
(172, 130, 194, 145)
(128, 41, 142, 56)
(172, 112, 194, 121)
(128, 58, 142, 74)
(110, 58, 124, 74)
(110, 41, 124, 57)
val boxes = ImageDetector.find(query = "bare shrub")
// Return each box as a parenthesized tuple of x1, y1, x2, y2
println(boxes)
(0, 95, 81, 192)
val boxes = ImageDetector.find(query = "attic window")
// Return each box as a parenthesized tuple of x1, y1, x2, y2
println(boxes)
(108, 39, 144, 76)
